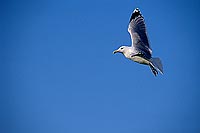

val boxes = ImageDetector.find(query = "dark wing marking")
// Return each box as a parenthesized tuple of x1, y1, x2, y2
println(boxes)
(128, 8, 152, 58)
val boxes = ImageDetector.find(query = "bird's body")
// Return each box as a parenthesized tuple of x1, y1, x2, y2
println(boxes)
(130, 55, 150, 65)
(119, 46, 150, 65)
(113, 8, 163, 76)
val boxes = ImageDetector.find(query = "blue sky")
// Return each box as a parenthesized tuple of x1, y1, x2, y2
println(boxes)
(1, 0, 200, 133)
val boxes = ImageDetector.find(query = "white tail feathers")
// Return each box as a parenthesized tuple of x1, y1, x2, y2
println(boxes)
(150, 58, 163, 74)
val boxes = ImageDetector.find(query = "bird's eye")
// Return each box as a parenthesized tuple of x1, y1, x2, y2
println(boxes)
(121, 47, 124, 50)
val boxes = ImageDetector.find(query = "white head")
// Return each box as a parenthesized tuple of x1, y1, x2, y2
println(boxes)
(113, 46, 128, 54)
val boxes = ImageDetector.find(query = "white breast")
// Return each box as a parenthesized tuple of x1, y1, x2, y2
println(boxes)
(130, 56, 150, 65)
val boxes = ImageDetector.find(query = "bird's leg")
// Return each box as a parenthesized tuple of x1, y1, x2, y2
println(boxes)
(149, 63, 158, 76)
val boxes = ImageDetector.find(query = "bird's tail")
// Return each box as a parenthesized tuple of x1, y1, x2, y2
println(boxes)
(149, 57, 163, 76)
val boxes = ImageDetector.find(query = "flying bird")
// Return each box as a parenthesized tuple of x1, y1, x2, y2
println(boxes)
(113, 8, 163, 76)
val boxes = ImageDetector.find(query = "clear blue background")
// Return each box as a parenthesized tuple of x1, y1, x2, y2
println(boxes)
(1, 0, 200, 133)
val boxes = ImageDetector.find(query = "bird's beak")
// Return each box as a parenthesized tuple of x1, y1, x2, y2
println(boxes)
(113, 50, 119, 54)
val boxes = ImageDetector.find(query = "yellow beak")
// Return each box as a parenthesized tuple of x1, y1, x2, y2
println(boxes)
(113, 50, 119, 54)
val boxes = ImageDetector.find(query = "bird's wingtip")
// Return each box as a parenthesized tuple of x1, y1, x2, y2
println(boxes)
(134, 8, 140, 13)
(129, 8, 142, 22)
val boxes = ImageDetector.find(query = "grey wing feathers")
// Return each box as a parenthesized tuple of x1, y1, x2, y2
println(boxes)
(128, 8, 152, 58)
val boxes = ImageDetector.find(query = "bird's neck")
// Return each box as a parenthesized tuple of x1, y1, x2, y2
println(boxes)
(123, 47, 134, 58)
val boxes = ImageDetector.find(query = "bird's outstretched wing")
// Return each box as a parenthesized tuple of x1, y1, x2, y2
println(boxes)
(128, 8, 152, 58)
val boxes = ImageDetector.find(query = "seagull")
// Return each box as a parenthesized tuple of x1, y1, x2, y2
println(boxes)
(113, 8, 163, 76)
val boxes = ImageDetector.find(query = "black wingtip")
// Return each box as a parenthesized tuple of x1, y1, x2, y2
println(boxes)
(129, 8, 142, 22)
(134, 8, 140, 12)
